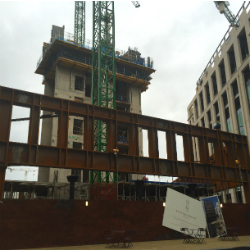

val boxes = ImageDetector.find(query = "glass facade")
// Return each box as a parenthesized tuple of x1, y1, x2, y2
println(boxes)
(223, 92, 232, 133)
(232, 80, 245, 135)
(236, 106, 245, 135)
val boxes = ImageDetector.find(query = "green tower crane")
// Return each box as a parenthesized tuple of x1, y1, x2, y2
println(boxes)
(91, 1, 116, 185)
(214, 1, 240, 27)
(74, 1, 85, 44)
(90, 1, 140, 187)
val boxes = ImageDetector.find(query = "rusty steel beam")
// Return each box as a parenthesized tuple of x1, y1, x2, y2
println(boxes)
(0, 85, 250, 201)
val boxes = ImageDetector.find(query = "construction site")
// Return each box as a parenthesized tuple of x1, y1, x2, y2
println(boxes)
(0, 1, 250, 250)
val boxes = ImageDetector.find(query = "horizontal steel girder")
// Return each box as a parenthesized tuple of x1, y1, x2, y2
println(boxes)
(0, 85, 250, 184)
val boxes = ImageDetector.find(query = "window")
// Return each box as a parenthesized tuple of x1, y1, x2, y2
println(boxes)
(228, 45, 237, 75)
(205, 83, 210, 105)
(222, 92, 232, 133)
(232, 80, 239, 96)
(194, 99, 198, 118)
(71, 141, 82, 181)
(73, 141, 83, 149)
(75, 76, 84, 91)
(213, 102, 220, 123)
(232, 80, 245, 135)
(211, 73, 218, 96)
(235, 97, 244, 135)
(85, 84, 91, 97)
(219, 60, 226, 87)
(199, 91, 204, 112)
(226, 191, 232, 203)
(238, 28, 249, 61)
(73, 119, 83, 135)
(207, 110, 212, 129)
(236, 187, 243, 203)
(243, 66, 250, 111)
(201, 117, 205, 127)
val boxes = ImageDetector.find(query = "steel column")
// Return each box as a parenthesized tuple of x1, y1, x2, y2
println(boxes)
(0, 165, 6, 199)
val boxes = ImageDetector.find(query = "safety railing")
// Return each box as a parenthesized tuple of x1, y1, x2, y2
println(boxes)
(37, 33, 154, 69)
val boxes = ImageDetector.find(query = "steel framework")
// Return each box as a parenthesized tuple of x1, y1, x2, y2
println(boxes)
(91, 1, 116, 184)
(0, 86, 250, 202)
(74, 1, 85, 45)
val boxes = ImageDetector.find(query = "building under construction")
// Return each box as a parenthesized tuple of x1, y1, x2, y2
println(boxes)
(1, 2, 250, 249)
(35, 24, 155, 199)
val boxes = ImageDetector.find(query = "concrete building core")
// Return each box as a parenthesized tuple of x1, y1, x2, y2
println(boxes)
(187, 6, 250, 203)
(35, 25, 155, 189)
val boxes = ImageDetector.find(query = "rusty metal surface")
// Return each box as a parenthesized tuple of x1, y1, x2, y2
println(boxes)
(0, 200, 249, 250)
(0, 85, 250, 199)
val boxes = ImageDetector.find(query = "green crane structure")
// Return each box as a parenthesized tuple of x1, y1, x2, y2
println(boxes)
(90, 1, 140, 186)
(74, 1, 85, 45)
(91, 1, 116, 184)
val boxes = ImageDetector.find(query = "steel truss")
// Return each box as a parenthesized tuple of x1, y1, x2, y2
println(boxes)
(0, 85, 250, 202)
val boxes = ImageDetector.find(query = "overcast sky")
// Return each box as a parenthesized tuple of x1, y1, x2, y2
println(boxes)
(1, 1, 245, 181)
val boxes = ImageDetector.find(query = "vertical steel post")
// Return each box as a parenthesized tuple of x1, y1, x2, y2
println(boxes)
(0, 165, 7, 199)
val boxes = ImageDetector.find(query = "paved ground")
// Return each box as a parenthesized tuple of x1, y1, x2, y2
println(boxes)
(18, 236, 250, 250)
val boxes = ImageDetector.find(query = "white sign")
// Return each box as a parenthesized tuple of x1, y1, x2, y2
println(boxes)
(162, 188, 206, 233)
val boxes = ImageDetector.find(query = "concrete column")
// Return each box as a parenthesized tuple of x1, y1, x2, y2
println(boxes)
(233, 35, 241, 72)
(215, 68, 221, 97)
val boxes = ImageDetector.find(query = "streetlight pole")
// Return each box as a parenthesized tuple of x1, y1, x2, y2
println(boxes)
(113, 147, 119, 200)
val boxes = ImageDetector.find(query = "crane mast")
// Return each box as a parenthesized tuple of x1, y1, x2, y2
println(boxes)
(91, 1, 116, 184)
(74, 1, 85, 45)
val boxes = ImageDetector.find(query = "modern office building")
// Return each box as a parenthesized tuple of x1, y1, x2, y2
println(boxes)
(187, 4, 250, 203)
(35, 25, 155, 191)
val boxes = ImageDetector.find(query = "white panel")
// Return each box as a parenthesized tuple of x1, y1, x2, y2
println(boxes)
(162, 188, 206, 233)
